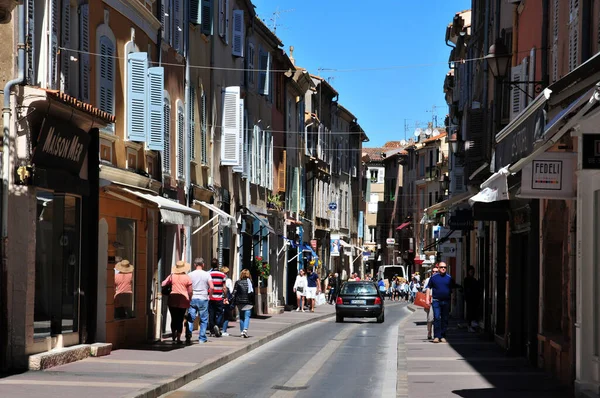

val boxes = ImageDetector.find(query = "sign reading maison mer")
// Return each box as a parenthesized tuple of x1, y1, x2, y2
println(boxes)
(33, 117, 90, 175)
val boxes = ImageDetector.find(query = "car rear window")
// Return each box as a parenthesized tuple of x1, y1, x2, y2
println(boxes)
(340, 283, 378, 295)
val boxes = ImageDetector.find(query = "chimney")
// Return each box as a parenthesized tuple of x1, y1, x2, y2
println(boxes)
(289, 45, 295, 65)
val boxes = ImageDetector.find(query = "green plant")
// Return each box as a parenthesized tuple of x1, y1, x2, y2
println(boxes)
(255, 256, 270, 279)
(267, 193, 283, 211)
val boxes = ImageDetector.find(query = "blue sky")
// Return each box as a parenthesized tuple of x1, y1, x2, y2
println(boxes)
(252, 0, 471, 147)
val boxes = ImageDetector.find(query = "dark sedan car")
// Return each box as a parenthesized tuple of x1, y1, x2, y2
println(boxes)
(335, 281, 384, 323)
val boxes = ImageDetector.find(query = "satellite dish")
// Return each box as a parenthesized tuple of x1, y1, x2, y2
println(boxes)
(414, 128, 423, 137)
(433, 129, 441, 136)
(425, 128, 433, 136)
(400, 140, 407, 146)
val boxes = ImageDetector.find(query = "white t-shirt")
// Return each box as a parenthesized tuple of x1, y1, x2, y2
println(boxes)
(188, 269, 211, 300)
(225, 277, 233, 296)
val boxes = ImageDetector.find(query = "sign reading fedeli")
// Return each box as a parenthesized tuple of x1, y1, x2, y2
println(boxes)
(33, 116, 91, 175)
(519, 152, 576, 199)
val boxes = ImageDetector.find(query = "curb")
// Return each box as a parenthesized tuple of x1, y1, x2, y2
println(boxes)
(396, 305, 417, 398)
(123, 311, 335, 398)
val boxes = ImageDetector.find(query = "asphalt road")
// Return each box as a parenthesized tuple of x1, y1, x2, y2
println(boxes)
(163, 301, 410, 398)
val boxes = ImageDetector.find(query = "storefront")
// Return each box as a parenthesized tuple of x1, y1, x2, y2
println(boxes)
(3, 88, 113, 369)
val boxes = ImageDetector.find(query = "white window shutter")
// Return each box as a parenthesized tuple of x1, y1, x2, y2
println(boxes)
(173, 0, 182, 53)
(48, 0, 59, 89)
(233, 98, 244, 173)
(79, 4, 90, 102)
(177, 103, 185, 178)
(147, 67, 164, 150)
(99, 36, 115, 116)
(127, 52, 148, 142)
(189, 86, 196, 160)
(243, 110, 249, 178)
(510, 64, 522, 121)
(60, 0, 71, 94)
(220, 86, 241, 165)
(268, 131, 273, 190)
(163, 98, 171, 174)
(232, 10, 244, 57)
(251, 125, 258, 183)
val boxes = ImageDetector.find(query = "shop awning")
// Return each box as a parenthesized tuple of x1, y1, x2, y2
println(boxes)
(396, 222, 411, 231)
(469, 167, 510, 205)
(192, 200, 236, 235)
(244, 207, 275, 234)
(300, 243, 318, 259)
(425, 189, 476, 216)
(120, 188, 201, 227)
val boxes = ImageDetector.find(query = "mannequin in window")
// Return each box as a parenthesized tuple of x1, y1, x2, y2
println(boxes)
(114, 260, 134, 319)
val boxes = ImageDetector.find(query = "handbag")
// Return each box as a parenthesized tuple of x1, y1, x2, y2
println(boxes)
(414, 291, 430, 309)
(161, 274, 172, 296)
(296, 286, 304, 293)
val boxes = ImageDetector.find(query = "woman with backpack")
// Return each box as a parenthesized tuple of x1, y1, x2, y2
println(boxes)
(230, 268, 255, 338)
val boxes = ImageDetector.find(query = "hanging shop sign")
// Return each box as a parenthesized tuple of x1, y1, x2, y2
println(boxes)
(357, 211, 364, 239)
(519, 152, 576, 199)
(385, 238, 395, 245)
(330, 233, 340, 257)
(439, 243, 457, 257)
(582, 134, 600, 170)
(495, 107, 545, 171)
(32, 116, 91, 175)
(448, 209, 474, 230)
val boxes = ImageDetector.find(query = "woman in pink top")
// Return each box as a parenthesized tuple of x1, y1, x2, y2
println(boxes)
(162, 261, 192, 344)
(114, 260, 134, 319)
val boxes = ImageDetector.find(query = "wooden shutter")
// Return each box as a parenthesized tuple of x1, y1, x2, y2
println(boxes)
(464, 108, 485, 179)
(247, 43, 254, 85)
(99, 36, 115, 115)
(251, 125, 258, 184)
(48, 0, 59, 89)
(201, 91, 207, 163)
(510, 64, 523, 120)
(162, 0, 171, 42)
(267, 131, 273, 190)
(127, 52, 148, 142)
(218, 0, 225, 38)
(147, 67, 165, 150)
(189, 86, 196, 160)
(201, 0, 213, 35)
(258, 47, 267, 94)
(553, 0, 559, 81)
(568, 0, 579, 72)
(26, 0, 35, 85)
(263, 50, 271, 96)
(173, 0, 181, 53)
(220, 86, 241, 165)
(224, 0, 230, 44)
(233, 98, 244, 173)
(190, 0, 201, 25)
(60, 0, 71, 93)
(163, 98, 171, 174)
(232, 10, 244, 57)
(79, 4, 89, 102)
(177, 103, 185, 178)
(278, 150, 286, 192)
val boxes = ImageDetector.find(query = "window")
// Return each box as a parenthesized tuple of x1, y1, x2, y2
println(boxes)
(247, 43, 255, 86)
(35, 193, 81, 338)
(258, 46, 271, 96)
(176, 101, 185, 179)
(429, 192, 432, 207)
(370, 169, 378, 183)
(114, 218, 136, 320)
(127, 148, 138, 171)
(163, 94, 171, 174)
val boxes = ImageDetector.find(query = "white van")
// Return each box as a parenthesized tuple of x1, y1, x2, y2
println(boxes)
(377, 265, 407, 282)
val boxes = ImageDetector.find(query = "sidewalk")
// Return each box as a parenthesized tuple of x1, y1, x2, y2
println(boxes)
(0, 304, 335, 398)
(402, 305, 575, 398)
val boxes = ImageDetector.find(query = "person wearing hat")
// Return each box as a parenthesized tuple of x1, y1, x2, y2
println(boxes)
(114, 260, 134, 319)
(162, 260, 193, 344)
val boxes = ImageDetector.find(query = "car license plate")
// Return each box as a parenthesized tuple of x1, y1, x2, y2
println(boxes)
(351, 299, 366, 305)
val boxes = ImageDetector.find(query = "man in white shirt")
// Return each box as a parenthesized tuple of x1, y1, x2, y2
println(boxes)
(185, 258, 214, 344)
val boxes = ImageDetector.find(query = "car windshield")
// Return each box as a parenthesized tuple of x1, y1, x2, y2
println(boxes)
(340, 283, 378, 295)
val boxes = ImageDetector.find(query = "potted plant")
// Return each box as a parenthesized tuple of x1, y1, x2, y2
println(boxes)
(267, 193, 283, 211)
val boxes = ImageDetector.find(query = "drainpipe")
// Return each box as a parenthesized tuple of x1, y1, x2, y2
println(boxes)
(184, 0, 192, 263)
(1, 3, 25, 369)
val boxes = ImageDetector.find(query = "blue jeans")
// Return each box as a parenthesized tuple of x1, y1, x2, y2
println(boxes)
(239, 307, 251, 332)
(209, 300, 224, 331)
(432, 299, 450, 339)
(187, 299, 209, 342)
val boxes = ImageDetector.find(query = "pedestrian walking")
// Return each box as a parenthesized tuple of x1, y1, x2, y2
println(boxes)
(328, 272, 341, 304)
(186, 258, 214, 344)
(463, 265, 482, 332)
(221, 266, 234, 336)
(231, 268, 255, 338)
(422, 266, 439, 340)
(293, 269, 307, 311)
(426, 261, 461, 343)
(208, 258, 226, 337)
(161, 261, 192, 344)
(306, 266, 321, 312)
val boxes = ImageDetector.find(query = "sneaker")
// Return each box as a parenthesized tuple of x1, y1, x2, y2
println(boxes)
(427, 335, 432, 340)
(301, 309, 305, 312)
(433, 338, 440, 343)
(198, 340, 208, 344)
(441, 337, 447, 343)
(296, 308, 300, 312)
(212, 325, 221, 337)
(242, 329, 248, 338)
(185, 337, 191, 345)
(221, 332, 229, 336)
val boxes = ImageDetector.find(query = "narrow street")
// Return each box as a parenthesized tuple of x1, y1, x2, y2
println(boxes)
(164, 302, 410, 398)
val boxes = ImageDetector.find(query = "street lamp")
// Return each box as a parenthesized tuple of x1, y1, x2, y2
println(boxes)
(448, 133, 461, 155)
(440, 175, 450, 191)
(485, 38, 511, 80)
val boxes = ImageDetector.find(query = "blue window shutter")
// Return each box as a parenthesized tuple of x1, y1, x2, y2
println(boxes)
(220, 86, 240, 165)
(232, 10, 244, 57)
(127, 52, 148, 142)
(258, 47, 266, 94)
(60, 0, 71, 94)
(147, 66, 164, 150)
(99, 36, 115, 116)
(263, 50, 271, 96)
(48, 0, 59, 89)
(190, 0, 201, 24)
(163, 98, 171, 174)
(173, 0, 181, 52)
(201, 0, 213, 35)
(78, 4, 89, 102)
(189, 86, 196, 160)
